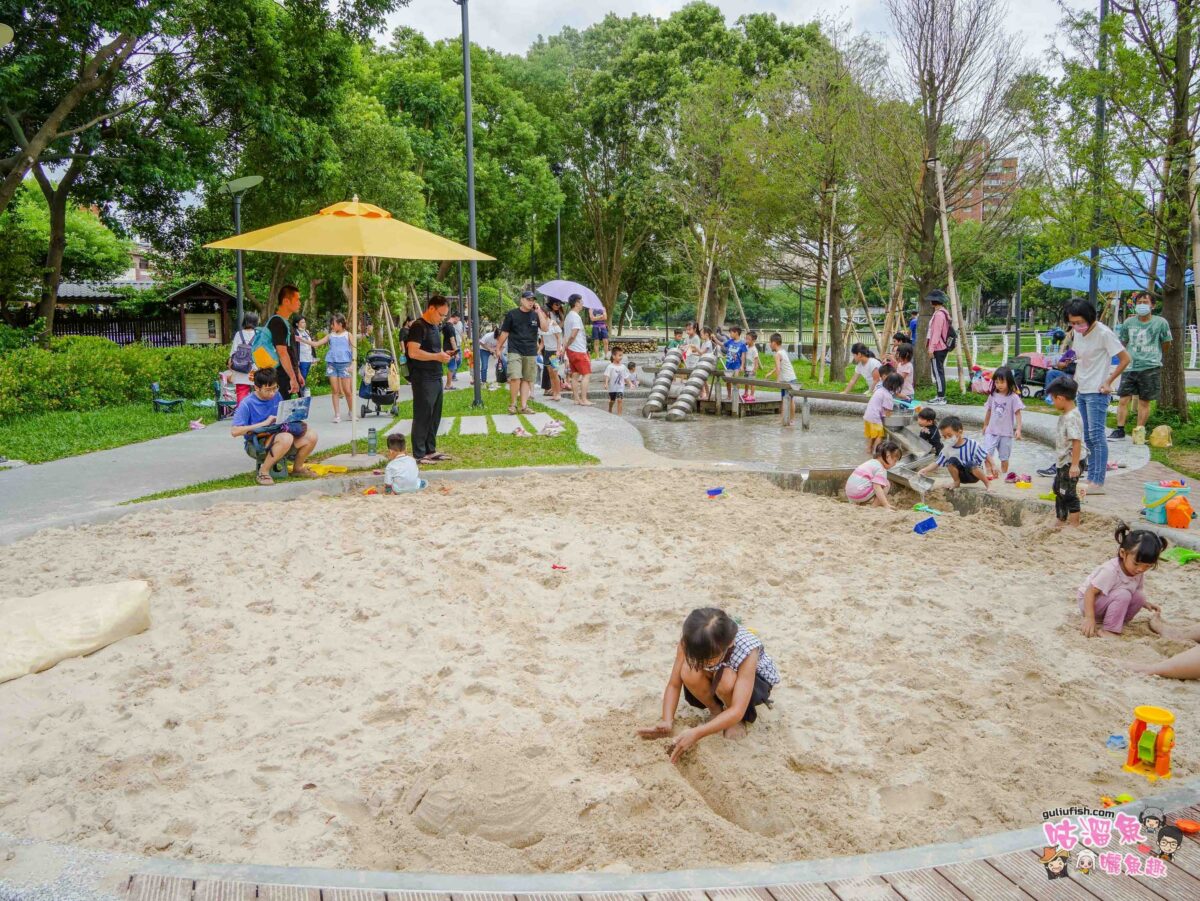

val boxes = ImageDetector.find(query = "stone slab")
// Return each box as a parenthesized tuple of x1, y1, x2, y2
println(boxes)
(384, 420, 412, 436)
(491, 415, 524, 434)
(318, 452, 384, 470)
(458, 416, 489, 435)
(523, 413, 554, 432)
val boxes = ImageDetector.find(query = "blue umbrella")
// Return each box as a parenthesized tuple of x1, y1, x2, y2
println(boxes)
(1038, 245, 1192, 292)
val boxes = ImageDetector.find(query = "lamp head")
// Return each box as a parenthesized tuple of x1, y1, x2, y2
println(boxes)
(220, 175, 263, 196)
(0, 24, 13, 48)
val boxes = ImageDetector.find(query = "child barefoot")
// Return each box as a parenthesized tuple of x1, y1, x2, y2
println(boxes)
(863, 372, 904, 455)
(1048, 376, 1085, 527)
(918, 415, 989, 490)
(637, 607, 780, 762)
(743, 331, 760, 402)
(981, 366, 1024, 479)
(769, 332, 799, 426)
(845, 440, 902, 509)
(1078, 521, 1166, 637)
(384, 432, 427, 494)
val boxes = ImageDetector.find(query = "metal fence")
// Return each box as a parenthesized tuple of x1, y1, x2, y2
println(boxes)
(52, 313, 181, 347)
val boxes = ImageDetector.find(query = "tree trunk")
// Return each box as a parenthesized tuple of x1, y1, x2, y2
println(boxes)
(32, 160, 84, 344)
(1158, 1, 1194, 420)
(828, 258, 847, 376)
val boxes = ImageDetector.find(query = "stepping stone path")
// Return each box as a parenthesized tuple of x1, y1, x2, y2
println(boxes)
(490, 414, 523, 434)
(524, 413, 554, 432)
(458, 416, 489, 435)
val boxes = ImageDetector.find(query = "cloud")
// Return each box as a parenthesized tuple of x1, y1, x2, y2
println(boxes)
(386, 0, 1086, 67)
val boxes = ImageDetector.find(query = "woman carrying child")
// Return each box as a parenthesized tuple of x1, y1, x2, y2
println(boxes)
(845, 440, 902, 509)
(1079, 522, 1166, 638)
(638, 607, 780, 761)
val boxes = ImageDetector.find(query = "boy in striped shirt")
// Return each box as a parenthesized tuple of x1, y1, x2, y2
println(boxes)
(918, 415, 990, 490)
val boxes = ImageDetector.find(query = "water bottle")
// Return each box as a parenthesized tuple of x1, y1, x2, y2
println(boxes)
(367, 427, 377, 455)
(1133, 425, 1146, 446)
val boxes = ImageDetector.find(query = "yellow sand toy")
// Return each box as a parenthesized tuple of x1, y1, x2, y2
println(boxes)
(303, 463, 349, 477)
(1123, 705, 1175, 782)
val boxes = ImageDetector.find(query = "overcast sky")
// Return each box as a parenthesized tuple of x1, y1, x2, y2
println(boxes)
(386, 1, 1089, 68)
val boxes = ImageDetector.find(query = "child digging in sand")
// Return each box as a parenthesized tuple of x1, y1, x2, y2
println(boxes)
(918, 415, 990, 490)
(845, 440, 902, 509)
(384, 432, 426, 494)
(638, 607, 780, 762)
(1078, 522, 1166, 638)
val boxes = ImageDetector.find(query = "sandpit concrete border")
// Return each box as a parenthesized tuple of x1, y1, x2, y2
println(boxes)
(4, 782, 1198, 896)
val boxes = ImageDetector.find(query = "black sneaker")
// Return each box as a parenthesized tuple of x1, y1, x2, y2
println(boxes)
(1108, 427, 1126, 440)
(1037, 465, 1057, 477)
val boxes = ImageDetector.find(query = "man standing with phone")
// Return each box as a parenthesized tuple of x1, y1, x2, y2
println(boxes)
(268, 285, 304, 399)
(496, 290, 550, 414)
(406, 295, 454, 465)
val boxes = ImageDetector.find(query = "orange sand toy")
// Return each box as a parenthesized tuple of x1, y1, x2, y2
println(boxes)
(1123, 705, 1175, 782)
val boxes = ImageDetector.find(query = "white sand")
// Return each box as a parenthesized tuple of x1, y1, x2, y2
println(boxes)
(1, 469, 1199, 874)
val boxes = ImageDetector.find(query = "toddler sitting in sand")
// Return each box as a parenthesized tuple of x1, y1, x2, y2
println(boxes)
(1079, 522, 1165, 638)
(384, 433, 427, 494)
(845, 440, 902, 509)
(638, 607, 780, 762)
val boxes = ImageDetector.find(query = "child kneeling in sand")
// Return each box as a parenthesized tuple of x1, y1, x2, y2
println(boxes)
(1079, 521, 1165, 637)
(637, 607, 780, 762)
(845, 440, 902, 509)
(917, 415, 989, 490)
(384, 433, 427, 494)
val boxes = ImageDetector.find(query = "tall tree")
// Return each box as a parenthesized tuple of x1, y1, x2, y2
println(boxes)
(861, 0, 1026, 385)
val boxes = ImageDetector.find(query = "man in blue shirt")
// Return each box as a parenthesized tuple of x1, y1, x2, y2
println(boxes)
(908, 312, 918, 344)
(231, 368, 320, 485)
(723, 325, 748, 401)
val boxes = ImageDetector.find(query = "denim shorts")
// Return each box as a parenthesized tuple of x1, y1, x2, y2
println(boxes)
(326, 360, 352, 378)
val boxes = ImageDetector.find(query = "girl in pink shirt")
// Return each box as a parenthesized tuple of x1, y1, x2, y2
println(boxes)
(845, 440, 902, 508)
(1078, 522, 1166, 637)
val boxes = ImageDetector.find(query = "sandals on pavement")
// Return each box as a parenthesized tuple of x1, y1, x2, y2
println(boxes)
(429, 452, 452, 461)
(513, 427, 532, 437)
(256, 471, 274, 486)
(508, 404, 518, 414)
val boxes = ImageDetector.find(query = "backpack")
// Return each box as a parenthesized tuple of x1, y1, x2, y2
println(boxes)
(935, 308, 957, 352)
(230, 330, 254, 373)
(251, 316, 289, 370)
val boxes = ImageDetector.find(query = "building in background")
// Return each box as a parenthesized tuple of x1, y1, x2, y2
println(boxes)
(951, 144, 1018, 224)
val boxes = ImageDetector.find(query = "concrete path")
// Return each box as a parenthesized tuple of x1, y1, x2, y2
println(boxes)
(0, 391, 408, 544)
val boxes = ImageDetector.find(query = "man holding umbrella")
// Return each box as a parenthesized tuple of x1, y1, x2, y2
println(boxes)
(496, 290, 550, 415)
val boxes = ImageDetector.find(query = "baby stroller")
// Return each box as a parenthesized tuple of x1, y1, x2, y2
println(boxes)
(1006, 353, 1051, 399)
(359, 348, 400, 418)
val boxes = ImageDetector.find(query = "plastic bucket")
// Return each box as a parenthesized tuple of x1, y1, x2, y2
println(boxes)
(913, 517, 938, 535)
(1144, 483, 1190, 525)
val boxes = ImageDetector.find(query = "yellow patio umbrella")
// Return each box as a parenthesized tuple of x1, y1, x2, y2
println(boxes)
(206, 197, 493, 455)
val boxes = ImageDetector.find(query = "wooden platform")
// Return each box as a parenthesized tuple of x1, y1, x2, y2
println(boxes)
(122, 802, 1200, 901)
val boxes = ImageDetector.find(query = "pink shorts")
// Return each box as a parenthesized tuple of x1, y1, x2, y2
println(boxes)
(566, 351, 591, 375)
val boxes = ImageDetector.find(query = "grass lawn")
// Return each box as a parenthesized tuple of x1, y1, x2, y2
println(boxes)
(0, 403, 219, 464)
(127, 387, 596, 504)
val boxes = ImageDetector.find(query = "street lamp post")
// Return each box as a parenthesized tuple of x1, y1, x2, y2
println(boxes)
(551, 163, 564, 279)
(454, 0, 484, 408)
(1089, 0, 1110, 308)
(530, 213, 536, 290)
(219, 175, 263, 331)
(1015, 233, 1024, 357)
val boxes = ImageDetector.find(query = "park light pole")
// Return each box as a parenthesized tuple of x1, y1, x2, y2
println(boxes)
(219, 175, 262, 330)
(551, 162, 564, 278)
(454, 0, 484, 408)
(1088, 0, 1110, 308)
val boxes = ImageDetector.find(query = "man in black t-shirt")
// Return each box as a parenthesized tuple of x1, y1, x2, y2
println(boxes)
(268, 285, 304, 399)
(405, 295, 454, 464)
(496, 291, 549, 414)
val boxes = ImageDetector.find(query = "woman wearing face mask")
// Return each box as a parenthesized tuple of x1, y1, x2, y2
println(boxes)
(1110, 293, 1172, 441)
(1063, 297, 1132, 496)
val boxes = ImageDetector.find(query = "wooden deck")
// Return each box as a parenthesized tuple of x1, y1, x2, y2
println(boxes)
(122, 803, 1200, 901)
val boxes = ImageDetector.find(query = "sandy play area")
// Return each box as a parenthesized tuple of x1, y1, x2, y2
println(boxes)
(2, 469, 1200, 874)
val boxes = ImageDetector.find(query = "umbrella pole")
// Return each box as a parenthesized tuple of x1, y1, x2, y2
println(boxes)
(351, 254, 358, 455)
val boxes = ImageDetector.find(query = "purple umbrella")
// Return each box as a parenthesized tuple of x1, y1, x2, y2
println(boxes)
(536, 280, 604, 315)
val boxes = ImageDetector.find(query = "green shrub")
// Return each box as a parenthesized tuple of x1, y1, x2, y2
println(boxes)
(0, 337, 339, 420)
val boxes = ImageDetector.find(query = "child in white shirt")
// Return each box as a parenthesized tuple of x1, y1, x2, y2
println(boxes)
(605, 347, 628, 414)
(384, 432, 426, 494)
(742, 330, 761, 403)
(769, 333, 799, 426)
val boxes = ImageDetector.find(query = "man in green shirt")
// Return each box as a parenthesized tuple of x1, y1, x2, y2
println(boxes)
(1110, 292, 1172, 439)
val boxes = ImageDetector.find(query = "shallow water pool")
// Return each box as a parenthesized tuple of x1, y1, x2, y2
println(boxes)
(623, 406, 866, 470)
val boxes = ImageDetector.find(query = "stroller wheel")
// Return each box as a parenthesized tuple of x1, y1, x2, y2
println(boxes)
(360, 404, 368, 418)
(391, 405, 398, 415)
